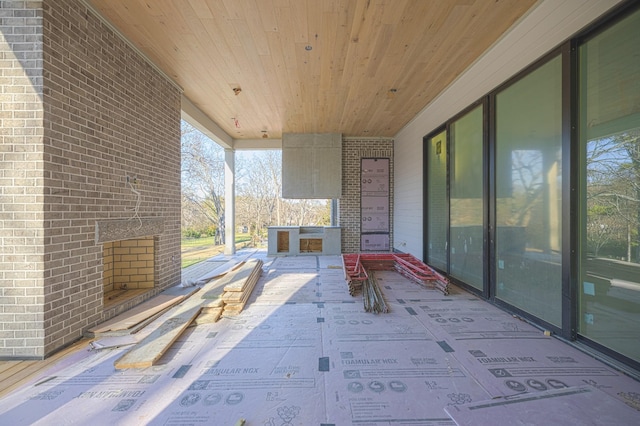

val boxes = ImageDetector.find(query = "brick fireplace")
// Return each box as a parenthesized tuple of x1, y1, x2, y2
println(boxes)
(103, 237, 157, 306)
(96, 218, 164, 315)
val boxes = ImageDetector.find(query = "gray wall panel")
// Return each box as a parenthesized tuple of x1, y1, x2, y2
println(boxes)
(282, 133, 342, 198)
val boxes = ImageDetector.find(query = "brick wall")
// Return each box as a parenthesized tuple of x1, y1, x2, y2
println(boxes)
(0, 0, 46, 359)
(0, 0, 182, 358)
(340, 138, 394, 253)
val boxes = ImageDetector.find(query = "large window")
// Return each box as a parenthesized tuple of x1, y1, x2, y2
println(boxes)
(494, 55, 563, 326)
(426, 130, 448, 271)
(450, 106, 484, 290)
(421, 5, 639, 368)
(578, 8, 640, 363)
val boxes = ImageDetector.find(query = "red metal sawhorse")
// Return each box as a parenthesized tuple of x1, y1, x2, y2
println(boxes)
(342, 253, 449, 295)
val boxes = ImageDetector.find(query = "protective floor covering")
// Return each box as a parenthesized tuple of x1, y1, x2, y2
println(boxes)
(1, 254, 640, 425)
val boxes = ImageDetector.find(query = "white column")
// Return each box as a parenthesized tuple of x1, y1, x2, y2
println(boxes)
(224, 149, 236, 255)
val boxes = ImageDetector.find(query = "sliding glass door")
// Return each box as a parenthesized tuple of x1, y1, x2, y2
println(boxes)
(494, 55, 563, 327)
(425, 130, 448, 271)
(450, 106, 484, 290)
(421, 4, 639, 367)
(578, 8, 640, 364)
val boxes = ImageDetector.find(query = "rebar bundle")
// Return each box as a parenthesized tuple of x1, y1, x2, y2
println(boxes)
(362, 271, 389, 314)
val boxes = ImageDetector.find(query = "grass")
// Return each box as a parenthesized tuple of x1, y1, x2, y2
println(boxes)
(181, 233, 253, 268)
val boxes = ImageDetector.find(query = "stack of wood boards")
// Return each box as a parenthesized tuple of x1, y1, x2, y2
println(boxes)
(113, 259, 255, 369)
(112, 258, 263, 369)
(195, 296, 225, 325)
(86, 286, 199, 338)
(216, 259, 263, 316)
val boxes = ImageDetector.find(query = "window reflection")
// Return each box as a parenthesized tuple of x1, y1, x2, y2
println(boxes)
(581, 131, 640, 362)
(495, 56, 563, 326)
(450, 106, 484, 290)
(579, 7, 640, 364)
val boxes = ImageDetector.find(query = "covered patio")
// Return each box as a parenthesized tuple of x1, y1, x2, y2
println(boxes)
(1, 252, 639, 424)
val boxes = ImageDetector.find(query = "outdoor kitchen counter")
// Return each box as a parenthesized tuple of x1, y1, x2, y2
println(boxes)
(267, 226, 341, 256)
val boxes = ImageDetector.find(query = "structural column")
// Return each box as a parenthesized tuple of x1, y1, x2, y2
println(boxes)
(224, 148, 236, 255)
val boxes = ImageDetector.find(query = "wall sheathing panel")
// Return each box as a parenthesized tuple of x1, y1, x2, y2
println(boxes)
(282, 133, 342, 199)
(340, 138, 393, 253)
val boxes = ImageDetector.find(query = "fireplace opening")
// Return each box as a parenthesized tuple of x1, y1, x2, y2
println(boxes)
(103, 237, 157, 309)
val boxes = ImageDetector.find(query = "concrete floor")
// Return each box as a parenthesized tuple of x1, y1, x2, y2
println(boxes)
(1, 251, 639, 425)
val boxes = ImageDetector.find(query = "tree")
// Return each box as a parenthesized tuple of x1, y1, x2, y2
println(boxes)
(181, 121, 226, 244)
(235, 150, 331, 239)
(236, 150, 282, 240)
(586, 130, 640, 262)
(181, 133, 333, 247)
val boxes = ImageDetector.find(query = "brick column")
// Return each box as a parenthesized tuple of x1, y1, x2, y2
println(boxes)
(0, 0, 46, 359)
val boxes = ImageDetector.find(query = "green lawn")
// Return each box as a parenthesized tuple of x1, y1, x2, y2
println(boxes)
(181, 233, 252, 268)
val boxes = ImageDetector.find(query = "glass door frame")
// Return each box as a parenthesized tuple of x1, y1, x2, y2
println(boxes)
(423, 98, 490, 299)
(421, 1, 640, 370)
(486, 45, 571, 338)
(572, 2, 640, 370)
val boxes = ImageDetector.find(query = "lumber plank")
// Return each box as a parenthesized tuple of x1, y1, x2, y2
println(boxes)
(232, 265, 261, 289)
(222, 259, 263, 292)
(194, 308, 223, 325)
(113, 305, 201, 369)
(202, 297, 224, 310)
(200, 263, 246, 299)
(113, 255, 261, 369)
(222, 273, 260, 316)
(88, 287, 198, 334)
(89, 335, 138, 350)
(222, 271, 259, 302)
(88, 306, 173, 337)
(222, 270, 260, 304)
(194, 250, 255, 283)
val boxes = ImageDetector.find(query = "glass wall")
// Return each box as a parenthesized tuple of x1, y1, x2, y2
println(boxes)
(426, 130, 448, 271)
(578, 8, 640, 363)
(450, 106, 484, 290)
(422, 5, 639, 367)
(494, 55, 563, 326)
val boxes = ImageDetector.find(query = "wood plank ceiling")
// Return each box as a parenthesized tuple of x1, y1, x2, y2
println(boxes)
(86, 0, 537, 140)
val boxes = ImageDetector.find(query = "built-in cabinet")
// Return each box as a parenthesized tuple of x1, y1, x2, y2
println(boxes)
(267, 226, 341, 256)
